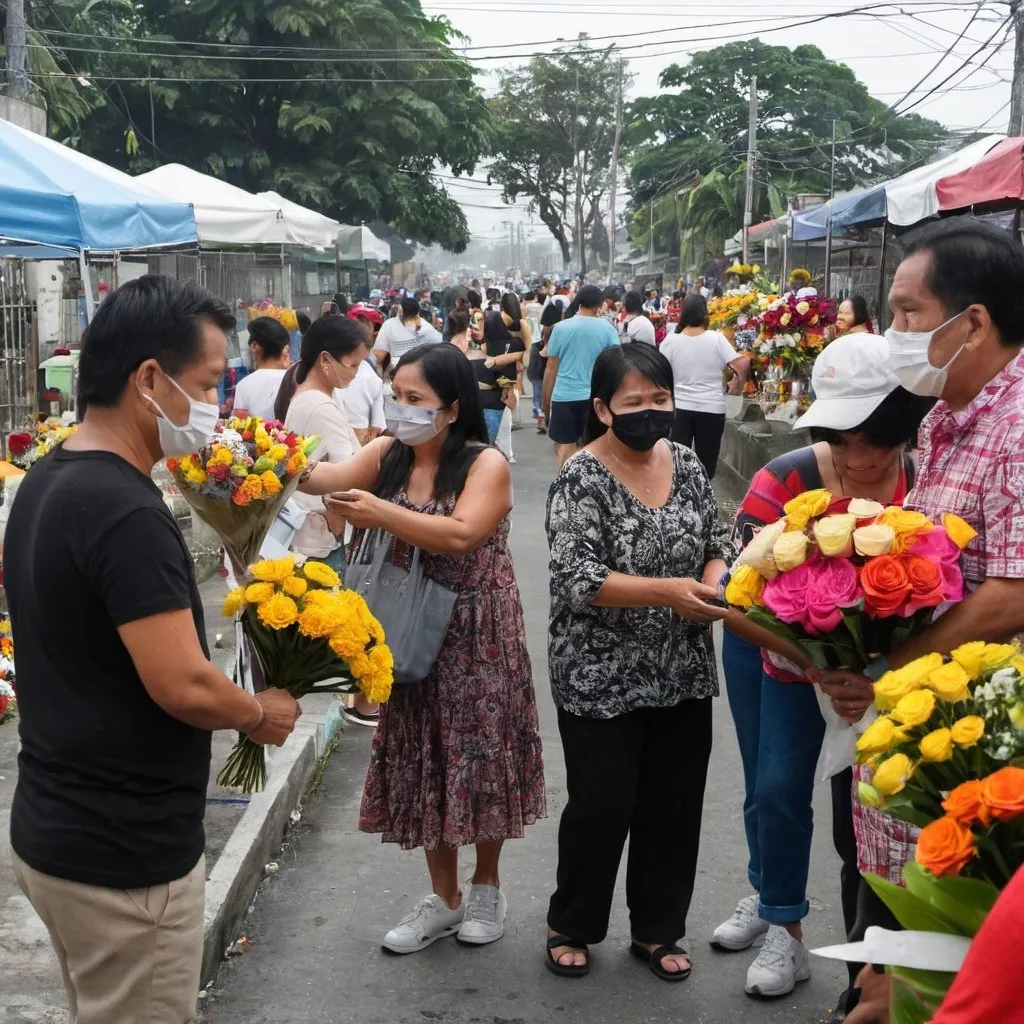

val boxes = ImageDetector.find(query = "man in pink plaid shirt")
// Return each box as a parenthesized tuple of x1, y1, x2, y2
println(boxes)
(826, 219, 1024, 1023)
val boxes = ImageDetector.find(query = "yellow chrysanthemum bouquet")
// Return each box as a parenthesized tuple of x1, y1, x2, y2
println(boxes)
(219, 555, 394, 792)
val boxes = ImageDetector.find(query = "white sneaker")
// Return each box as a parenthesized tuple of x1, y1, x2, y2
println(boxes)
(711, 894, 769, 951)
(382, 894, 464, 954)
(457, 884, 507, 946)
(744, 925, 811, 998)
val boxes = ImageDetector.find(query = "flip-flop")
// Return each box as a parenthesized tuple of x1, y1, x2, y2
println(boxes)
(545, 934, 590, 978)
(629, 941, 692, 983)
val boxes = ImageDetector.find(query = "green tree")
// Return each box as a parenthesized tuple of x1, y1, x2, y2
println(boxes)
(627, 39, 946, 266)
(488, 39, 631, 273)
(29, 0, 491, 251)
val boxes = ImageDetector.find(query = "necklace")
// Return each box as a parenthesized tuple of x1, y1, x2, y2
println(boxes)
(604, 443, 655, 495)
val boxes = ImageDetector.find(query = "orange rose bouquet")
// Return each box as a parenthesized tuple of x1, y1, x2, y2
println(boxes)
(838, 644, 1024, 1022)
(725, 489, 974, 674)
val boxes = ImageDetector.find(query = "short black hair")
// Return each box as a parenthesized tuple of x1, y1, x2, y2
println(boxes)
(808, 387, 936, 450)
(583, 343, 674, 444)
(623, 290, 644, 315)
(901, 218, 1024, 346)
(400, 296, 421, 320)
(78, 274, 234, 410)
(247, 315, 290, 359)
(467, 289, 482, 309)
(446, 309, 470, 336)
(678, 294, 709, 330)
(844, 294, 871, 328)
(297, 311, 312, 335)
(577, 284, 604, 310)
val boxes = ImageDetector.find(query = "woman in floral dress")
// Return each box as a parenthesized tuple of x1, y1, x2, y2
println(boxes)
(301, 342, 545, 954)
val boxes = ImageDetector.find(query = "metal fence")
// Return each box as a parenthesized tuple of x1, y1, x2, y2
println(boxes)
(0, 259, 34, 437)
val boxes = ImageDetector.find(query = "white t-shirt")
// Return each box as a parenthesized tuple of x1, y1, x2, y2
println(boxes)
(659, 329, 740, 414)
(374, 317, 442, 364)
(284, 389, 360, 518)
(622, 314, 656, 345)
(231, 367, 287, 422)
(336, 360, 385, 430)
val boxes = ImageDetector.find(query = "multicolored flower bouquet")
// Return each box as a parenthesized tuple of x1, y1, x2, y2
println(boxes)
(707, 289, 772, 331)
(168, 416, 321, 578)
(752, 293, 837, 377)
(6, 418, 78, 470)
(0, 617, 15, 724)
(725, 489, 974, 672)
(246, 299, 299, 334)
(219, 555, 394, 792)
(847, 644, 1024, 1023)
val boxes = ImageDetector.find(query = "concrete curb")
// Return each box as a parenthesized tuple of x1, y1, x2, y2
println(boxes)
(201, 695, 343, 986)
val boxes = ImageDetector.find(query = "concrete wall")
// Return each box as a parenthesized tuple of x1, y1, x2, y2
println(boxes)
(720, 418, 811, 488)
(0, 96, 45, 136)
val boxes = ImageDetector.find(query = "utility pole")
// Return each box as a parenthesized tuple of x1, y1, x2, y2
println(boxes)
(4, 0, 29, 100)
(823, 117, 838, 298)
(742, 75, 758, 265)
(607, 58, 624, 282)
(1011, 0, 1024, 135)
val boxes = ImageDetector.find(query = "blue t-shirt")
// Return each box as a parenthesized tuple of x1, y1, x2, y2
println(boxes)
(548, 315, 620, 402)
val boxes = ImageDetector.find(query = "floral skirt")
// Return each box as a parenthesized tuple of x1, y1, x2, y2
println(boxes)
(358, 582, 547, 850)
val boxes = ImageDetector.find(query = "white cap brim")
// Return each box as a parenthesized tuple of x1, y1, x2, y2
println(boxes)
(792, 391, 890, 432)
(811, 927, 970, 972)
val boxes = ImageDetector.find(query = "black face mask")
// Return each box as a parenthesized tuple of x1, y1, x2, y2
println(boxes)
(609, 408, 675, 451)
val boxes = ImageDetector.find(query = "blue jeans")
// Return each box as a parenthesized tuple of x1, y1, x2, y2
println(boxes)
(722, 628, 825, 923)
(483, 407, 503, 443)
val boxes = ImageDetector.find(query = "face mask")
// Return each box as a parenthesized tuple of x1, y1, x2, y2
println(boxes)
(609, 408, 675, 452)
(885, 310, 966, 399)
(384, 395, 447, 446)
(142, 372, 220, 458)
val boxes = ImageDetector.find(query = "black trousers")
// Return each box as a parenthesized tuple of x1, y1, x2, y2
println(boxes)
(671, 409, 727, 480)
(547, 697, 713, 946)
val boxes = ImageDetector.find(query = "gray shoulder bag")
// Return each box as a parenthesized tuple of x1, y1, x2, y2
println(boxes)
(343, 530, 458, 684)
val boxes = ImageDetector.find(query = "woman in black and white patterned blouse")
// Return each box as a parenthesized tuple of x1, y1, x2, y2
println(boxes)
(543, 342, 735, 983)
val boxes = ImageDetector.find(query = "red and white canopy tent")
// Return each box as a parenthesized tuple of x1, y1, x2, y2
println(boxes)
(934, 137, 1024, 213)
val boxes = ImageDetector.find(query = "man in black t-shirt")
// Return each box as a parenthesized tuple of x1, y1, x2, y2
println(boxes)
(5, 276, 301, 1024)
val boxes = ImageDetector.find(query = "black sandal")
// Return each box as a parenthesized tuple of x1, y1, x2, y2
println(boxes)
(545, 934, 590, 978)
(629, 941, 692, 983)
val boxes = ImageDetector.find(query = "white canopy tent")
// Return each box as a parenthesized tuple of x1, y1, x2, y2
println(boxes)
(258, 190, 346, 250)
(337, 224, 391, 263)
(135, 164, 290, 246)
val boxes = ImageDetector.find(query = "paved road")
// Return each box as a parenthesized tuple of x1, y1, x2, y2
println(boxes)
(201, 427, 849, 1024)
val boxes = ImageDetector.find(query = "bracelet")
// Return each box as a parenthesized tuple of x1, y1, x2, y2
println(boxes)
(246, 698, 265, 734)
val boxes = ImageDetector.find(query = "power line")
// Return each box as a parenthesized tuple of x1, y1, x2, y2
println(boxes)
(21, 1, 984, 61)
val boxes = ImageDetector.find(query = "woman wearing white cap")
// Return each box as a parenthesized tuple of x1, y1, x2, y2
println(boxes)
(712, 333, 935, 1005)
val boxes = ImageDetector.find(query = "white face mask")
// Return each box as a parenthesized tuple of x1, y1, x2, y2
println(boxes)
(142, 371, 220, 457)
(384, 395, 446, 446)
(885, 310, 967, 399)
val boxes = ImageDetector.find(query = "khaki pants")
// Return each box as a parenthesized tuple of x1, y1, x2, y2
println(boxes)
(12, 850, 205, 1024)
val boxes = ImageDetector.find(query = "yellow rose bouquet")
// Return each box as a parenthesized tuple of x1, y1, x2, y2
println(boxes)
(824, 644, 1024, 1023)
(218, 555, 394, 792)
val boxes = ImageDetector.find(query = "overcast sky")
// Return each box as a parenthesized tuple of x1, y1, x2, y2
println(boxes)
(422, 0, 1014, 243)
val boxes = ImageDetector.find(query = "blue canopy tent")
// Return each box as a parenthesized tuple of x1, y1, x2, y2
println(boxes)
(0, 119, 197, 256)
(791, 186, 886, 241)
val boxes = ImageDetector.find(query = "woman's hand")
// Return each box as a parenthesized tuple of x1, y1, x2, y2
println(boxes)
(818, 669, 875, 724)
(324, 490, 389, 531)
(663, 579, 729, 624)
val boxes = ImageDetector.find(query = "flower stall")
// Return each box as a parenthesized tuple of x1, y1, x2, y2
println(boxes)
(750, 292, 836, 420)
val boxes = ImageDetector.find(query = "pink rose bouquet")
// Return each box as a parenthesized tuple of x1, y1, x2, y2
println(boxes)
(725, 490, 973, 672)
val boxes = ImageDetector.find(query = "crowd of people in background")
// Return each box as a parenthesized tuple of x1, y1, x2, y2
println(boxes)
(14, 221, 1024, 1024)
